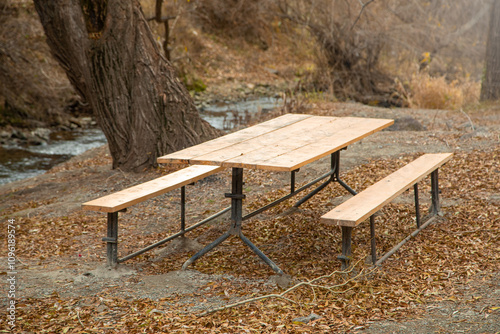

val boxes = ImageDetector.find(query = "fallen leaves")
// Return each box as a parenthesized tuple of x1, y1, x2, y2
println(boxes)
(5, 146, 499, 333)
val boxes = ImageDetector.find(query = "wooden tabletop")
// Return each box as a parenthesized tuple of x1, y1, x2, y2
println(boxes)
(157, 114, 394, 172)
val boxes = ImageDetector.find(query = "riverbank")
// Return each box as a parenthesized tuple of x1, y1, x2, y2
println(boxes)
(1, 101, 499, 333)
(0, 92, 285, 186)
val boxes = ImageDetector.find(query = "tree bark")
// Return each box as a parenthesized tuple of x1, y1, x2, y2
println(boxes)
(481, 0, 500, 101)
(33, 0, 220, 171)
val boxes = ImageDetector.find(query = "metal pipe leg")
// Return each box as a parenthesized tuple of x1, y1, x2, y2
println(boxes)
(291, 169, 299, 194)
(228, 168, 244, 231)
(244, 169, 334, 220)
(338, 226, 353, 270)
(293, 178, 331, 208)
(331, 151, 339, 177)
(230, 167, 284, 274)
(292, 152, 340, 208)
(181, 186, 186, 233)
(332, 150, 357, 195)
(430, 169, 441, 215)
(118, 206, 231, 263)
(370, 215, 377, 264)
(337, 179, 358, 196)
(240, 233, 283, 274)
(414, 183, 421, 228)
(181, 232, 231, 270)
(104, 212, 118, 268)
(183, 168, 245, 270)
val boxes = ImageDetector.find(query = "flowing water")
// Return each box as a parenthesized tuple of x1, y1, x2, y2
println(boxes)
(0, 97, 283, 185)
(198, 96, 282, 130)
(0, 128, 107, 185)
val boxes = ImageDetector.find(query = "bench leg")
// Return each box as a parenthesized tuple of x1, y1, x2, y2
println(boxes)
(414, 184, 421, 228)
(370, 215, 377, 264)
(181, 186, 186, 234)
(339, 226, 352, 270)
(430, 169, 441, 215)
(104, 212, 118, 268)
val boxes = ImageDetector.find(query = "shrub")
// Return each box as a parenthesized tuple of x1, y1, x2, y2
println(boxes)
(407, 72, 480, 110)
(193, 0, 274, 49)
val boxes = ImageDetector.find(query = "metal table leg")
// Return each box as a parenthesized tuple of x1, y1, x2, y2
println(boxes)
(331, 150, 357, 195)
(181, 232, 231, 270)
(294, 150, 357, 208)
(182, 167, 284, 274)
(183, 150, 359, 274)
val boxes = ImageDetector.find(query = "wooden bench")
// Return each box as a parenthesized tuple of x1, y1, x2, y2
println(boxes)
(82, 165, 225, 267)
(321, 153, 453, 269)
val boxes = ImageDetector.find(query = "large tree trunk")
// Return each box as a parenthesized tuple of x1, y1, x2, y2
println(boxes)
(33, 0, 220, 171)
(481, 0, 500, 101)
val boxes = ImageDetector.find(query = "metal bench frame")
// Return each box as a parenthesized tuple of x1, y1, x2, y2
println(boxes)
(102, 191, 231, 267)
(83, 166, 227, 267)
(321, 153, 453, 270)
(339, 169, 442, 270)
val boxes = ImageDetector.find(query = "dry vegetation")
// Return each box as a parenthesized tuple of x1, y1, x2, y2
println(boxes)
(140, 0, 489, 109)
(0, 0, 491, 125)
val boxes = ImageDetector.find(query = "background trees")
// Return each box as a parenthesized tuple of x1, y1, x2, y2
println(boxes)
(33, 0, 219, 172)
(1, 0, 496, 170)
(481, 0, 500, 101)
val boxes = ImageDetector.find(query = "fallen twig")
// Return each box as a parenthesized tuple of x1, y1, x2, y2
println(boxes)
(351, 0, 376, 30)
(197, 259, 375, 317)
(459, 108, 475, 131)
(77, 309, 85, 329)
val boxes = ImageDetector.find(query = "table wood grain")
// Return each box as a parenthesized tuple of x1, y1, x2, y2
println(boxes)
(158, 114, 394, 172)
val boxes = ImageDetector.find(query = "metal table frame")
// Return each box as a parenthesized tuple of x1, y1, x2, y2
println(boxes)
(181, 149, 357, 274)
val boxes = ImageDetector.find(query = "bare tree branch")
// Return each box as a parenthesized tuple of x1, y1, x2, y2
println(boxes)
(351, 0, 375, 30)
(197, 259, 375, 317)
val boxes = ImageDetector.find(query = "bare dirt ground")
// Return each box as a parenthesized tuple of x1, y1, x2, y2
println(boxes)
(1, 102, 499, 333)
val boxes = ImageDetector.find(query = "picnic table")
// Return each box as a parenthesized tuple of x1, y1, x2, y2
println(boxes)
(157, 113, 394, 274)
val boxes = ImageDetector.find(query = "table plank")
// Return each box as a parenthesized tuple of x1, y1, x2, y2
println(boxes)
(226, 118, 394, 171)
(189, 116, 342, 166)
(157, 113, 312, 164)
(158, 114, 394, 172)
(220, 117, 365, 169)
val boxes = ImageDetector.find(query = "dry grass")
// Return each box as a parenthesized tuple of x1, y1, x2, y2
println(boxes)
(405, 73, 481, 110)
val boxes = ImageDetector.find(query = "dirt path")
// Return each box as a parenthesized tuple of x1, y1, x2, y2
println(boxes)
(1, 103, 499, 332)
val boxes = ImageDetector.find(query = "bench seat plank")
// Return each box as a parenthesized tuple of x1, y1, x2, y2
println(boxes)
(82, 165, 223, 213)
(321, 153, 453, 227)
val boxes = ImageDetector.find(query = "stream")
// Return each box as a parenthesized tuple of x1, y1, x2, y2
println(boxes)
(0, 97, 282, 185)
(198, 96, 282, 130)
(0, 128, 108, 185)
